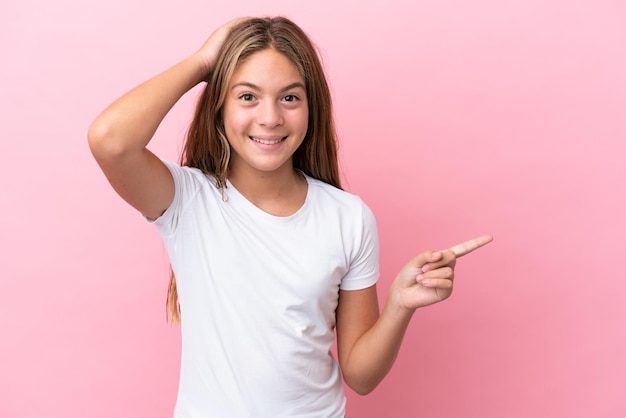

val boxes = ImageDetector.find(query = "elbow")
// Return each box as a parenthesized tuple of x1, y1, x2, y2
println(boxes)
(346, 381, 378, 396)
(342, 373, 380, 396)
(87, 119, 130, 161)
(87, 119, 110, 156)
(339, 356, 385, 395)
(353, 385, 376, 396)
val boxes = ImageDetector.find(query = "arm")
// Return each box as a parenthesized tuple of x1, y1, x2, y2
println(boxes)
(336, 235, 493, 395)
(87, 19, 243, 219)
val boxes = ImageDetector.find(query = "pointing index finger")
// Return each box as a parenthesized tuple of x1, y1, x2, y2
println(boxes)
(447, 235, 493, 258)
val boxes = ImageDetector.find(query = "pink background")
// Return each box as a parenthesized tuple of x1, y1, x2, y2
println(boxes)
(1, 0, 625, 417)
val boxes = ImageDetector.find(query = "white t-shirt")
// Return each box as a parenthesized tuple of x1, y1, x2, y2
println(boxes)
(153, 161, 379, 418)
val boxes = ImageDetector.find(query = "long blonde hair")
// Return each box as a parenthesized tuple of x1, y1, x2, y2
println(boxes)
(167, 17, 341, 322)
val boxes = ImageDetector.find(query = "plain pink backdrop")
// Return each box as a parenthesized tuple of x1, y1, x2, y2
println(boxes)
(1, 0, 625, 417)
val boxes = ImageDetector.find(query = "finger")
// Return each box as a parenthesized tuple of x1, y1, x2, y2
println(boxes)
(417, 266, 454, 283)
(421, 250, 455, 273)
(447, 235, 493, 258)
(224, 16, 253, 30)
(406, 249, 439, 271)
(426, 250, 444, 264)
(419, 278, 453, 289)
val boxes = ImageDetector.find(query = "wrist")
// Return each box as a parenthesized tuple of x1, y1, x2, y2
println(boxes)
(182, 53, 211, 85)
(383, 288, 416, 322)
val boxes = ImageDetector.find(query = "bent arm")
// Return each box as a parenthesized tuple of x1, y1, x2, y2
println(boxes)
(87, 18, 244, 219)
(87, 55, 205, 219)
(336, 236, 493, 395)
(335, 285, 412, 395)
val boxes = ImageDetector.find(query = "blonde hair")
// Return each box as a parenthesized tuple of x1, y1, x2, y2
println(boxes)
(167, 16, 341, 323)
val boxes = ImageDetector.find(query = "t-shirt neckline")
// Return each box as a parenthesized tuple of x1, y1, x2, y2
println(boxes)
(225, 173, 312, 223)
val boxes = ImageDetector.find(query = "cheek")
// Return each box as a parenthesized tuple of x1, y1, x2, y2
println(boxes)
(296, 107, 309, 132)
(222, 106, 248, 137)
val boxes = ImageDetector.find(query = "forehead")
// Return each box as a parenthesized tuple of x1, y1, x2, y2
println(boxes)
(230, 48, 304, 88)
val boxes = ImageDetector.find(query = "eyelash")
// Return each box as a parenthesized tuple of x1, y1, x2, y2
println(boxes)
(283, 95, 300, 102)
(237, 94, 301, 102)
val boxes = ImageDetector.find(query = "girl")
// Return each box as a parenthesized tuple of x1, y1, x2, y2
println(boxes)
(88, 16, 491, 418)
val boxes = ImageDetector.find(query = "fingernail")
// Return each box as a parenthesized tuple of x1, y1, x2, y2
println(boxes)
(433, 251, 442, 258)
(416, 274, 424, 282)
(422, 264, 430, 273)
(421, 280, 431, 286)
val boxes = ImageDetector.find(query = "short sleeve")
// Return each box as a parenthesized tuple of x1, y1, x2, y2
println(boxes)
(146, 160, 204, 236)
(339, 201, 380, 291)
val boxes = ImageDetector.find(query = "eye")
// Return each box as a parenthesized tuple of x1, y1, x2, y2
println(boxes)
(283, 94, 300, 102)
(239, 93, 255, 102)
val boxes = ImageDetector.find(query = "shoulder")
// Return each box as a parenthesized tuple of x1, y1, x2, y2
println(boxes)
(306, 176, 369, 210)
(305, 176, 377, 227)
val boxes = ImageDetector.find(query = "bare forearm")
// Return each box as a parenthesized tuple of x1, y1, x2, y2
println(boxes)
(341, 301, 415, 395)
(88, 53, 205, 157)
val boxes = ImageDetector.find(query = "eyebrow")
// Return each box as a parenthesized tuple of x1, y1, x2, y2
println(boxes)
(231, 81, 306, 92)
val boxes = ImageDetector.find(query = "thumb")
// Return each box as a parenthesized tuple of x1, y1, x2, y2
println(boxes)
(405, 249, 442, 271)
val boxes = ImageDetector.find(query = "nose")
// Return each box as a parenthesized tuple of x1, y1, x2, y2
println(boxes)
(256, 101, 284, 128)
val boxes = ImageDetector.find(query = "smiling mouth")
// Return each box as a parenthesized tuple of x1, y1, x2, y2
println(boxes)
(249, 136, 287, 145)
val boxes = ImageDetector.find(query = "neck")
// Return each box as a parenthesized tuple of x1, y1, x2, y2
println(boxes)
(228, 164, 307, 216)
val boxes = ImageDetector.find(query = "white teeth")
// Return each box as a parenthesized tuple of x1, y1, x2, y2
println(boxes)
(250, 136, 284, 145)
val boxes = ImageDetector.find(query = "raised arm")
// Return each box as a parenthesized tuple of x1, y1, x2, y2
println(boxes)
(87, 19, 243, 219)
(336, 235, 493, 395)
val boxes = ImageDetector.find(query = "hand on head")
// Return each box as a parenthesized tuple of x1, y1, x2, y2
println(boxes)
(196, 17, 251, 80)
